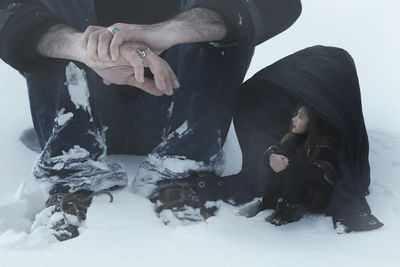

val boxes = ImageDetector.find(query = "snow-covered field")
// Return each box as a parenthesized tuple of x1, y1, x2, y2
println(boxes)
(1, 0, 399, 266)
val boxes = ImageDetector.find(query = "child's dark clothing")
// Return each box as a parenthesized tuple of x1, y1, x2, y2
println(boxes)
(260, 135, 340, 223)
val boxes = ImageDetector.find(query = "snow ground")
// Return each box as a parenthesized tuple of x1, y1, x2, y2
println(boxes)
(1, 0, 400, 266)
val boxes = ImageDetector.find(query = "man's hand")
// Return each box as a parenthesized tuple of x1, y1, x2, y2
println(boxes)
(83, 39, 178, 96)
(83, 54, 165, 96)
(36, 24, 175, 96)
(81, 25, 178, 95)
(269, 153, 289, 173)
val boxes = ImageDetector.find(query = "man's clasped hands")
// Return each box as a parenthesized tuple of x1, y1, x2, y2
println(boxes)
(79, 23, 180, 96)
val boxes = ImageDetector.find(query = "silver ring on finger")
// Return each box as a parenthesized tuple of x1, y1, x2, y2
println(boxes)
(136, 47, 151, 61)
(107, 27, 121, 36)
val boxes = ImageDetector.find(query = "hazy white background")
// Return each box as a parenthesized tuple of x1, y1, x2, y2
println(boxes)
(0, 1, 399, 266)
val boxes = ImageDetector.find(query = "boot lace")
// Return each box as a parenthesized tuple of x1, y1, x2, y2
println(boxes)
(45, 190, 113, 223)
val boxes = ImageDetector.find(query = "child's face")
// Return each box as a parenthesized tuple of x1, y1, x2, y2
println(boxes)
(291, 106, 309, 134)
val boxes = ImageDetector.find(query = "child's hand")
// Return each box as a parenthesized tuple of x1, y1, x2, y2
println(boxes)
(269, 154, 289, 173)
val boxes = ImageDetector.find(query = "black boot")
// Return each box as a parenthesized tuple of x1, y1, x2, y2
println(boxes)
(266, 198, 306, 226)
(149, 172, 229, 224)
(32, 190, 113, 241)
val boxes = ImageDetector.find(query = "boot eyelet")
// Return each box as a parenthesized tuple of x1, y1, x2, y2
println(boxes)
(359, 212, 368, 217)
(217, 181, 224, 186)
(368, 220, 377, 226)
(198, 181, 206, 188)
(7, 3, 20, 11)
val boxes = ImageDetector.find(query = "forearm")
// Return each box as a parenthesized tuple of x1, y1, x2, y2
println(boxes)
(168, 8, 227, 44)
(37, 24, 84, 62)
(139, 8, 227, 47)
(191, 0, 302, 47)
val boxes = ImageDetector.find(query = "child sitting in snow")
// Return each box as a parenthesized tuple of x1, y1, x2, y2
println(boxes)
(259, 104, 340, 225)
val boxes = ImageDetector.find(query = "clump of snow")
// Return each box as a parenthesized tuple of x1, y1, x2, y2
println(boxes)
(334, 222, 347, 234)
(158, 155, 207, 174)
(87, 159, 110, 171)
(174, 121, 189, 136)
(167, 102, 174, 118)
(51, 145, 90, 162)
(235, 198, 262, 217)
(132, 153, 223, 197)
(52, 162, 64, 170)
(56, 109, 74, 126)
(65, 62, 92, 116)
(158, 206, 204, 226)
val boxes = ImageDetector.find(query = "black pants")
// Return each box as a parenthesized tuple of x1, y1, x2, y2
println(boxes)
(260, 164, 334, 213)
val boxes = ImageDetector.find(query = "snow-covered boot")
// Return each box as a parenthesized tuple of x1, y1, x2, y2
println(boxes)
(149, 178, 218, 225)
(31, 190, 113, 241)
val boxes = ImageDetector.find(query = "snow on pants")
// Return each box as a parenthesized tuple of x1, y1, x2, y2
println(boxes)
(25, 0, 254, 193)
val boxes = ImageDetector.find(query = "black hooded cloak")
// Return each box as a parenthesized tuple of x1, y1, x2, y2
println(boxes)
(231, 45, 383, 232)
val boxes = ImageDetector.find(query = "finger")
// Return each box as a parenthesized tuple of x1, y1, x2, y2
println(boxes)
(270, 160, 278, 172)
(81, 26, 104, 49)
(163, 60, 180, 88)
(278, 161, 286, 172)
(155, 59, 174, 94)
(110, 31, 125, 61)
(87, 29, 104, 61)
(281, 156, 288, 165)
(164, 71, 174, 95)
(128, 76, 164, 96)
(98, 31, 113, 62)
(135, 79, 164, 96)
(272, 165, 279, 173)
(147, 56, 169, 92)
(159, 61, 173, 95)
(170, 70, 180, 89)
(278, 160, 286, 171)
(163, 60, 180, 89)
(122, 48, 145, 83)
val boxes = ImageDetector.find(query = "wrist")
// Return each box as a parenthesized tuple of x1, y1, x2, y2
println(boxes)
(69, 32, 86, 63)
(132, 23, 175, 50)
(153, 21, 184, 48)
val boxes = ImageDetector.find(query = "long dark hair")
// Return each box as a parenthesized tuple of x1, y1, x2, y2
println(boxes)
(281, 105, 324, 159)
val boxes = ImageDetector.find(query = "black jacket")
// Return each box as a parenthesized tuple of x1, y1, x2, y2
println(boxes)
(263, 136, 340, 188)
(0, 0, 302, 71)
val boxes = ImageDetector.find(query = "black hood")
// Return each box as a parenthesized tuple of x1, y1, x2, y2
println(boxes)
(248, 45, 370, 189)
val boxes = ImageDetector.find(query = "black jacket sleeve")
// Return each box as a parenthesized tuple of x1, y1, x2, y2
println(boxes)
(191, 0, 302, 47)
(262, 144, 284, 167)
(0, 0, 65, 72)
(293, 137, 341, 187)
